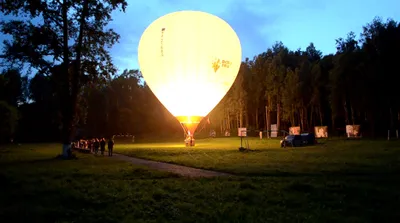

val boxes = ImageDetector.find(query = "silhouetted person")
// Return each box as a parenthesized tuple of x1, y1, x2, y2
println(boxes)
(100, 138, 106, 155)
(94, 139, 100, 154)
(108, 138, 114, 156)
(88, 139, 93, 152)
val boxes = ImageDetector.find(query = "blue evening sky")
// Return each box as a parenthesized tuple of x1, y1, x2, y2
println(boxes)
(1, 0, 399, 73)
(109, 0, 399, 72)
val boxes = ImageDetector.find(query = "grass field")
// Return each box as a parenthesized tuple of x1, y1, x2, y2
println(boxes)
(1, 140, 400, 222)
(115, 137, 400, 176)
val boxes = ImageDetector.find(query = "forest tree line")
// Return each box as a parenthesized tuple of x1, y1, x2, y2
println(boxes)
(210, 17, 400, 138)
(1, 16, 400, 142)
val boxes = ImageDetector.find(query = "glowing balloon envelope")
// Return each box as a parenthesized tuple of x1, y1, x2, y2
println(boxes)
(138, 10, 242, 141)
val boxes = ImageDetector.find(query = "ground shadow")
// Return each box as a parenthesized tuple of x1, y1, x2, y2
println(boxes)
(0, 156, 70, 167)
(234, 169, 400, 178)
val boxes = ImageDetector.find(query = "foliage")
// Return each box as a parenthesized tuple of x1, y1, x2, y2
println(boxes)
(209, 17, 400, 137)
(1, 15, 400, 140)
(9, 69, 183, 142)
(0, 0, 127, 146)
(0, 69, 27, 106)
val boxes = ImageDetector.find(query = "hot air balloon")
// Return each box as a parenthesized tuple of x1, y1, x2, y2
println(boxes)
(138, 10, 242, 146)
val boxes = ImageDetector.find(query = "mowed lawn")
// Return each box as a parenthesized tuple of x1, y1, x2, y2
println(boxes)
(115, 137, 400, 176)
(0, 142, 399, 222)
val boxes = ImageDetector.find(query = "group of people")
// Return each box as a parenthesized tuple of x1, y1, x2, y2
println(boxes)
(184, 134, 195, 146)
(73, 137, 115, 156)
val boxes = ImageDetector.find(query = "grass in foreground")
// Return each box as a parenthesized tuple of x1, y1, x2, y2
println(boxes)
(1, 143, 399, 222)
(115, 137, 400, 176)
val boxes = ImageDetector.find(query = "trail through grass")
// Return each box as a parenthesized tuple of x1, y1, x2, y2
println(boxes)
(115, 137, 400, 176)
(1, 142, 399, 222)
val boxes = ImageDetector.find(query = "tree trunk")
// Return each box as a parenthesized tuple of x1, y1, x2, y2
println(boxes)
(263, 107, 266, 130)
(262, 107, 267, 130)
(239, 108, 243, 128)
(343, 100, 349, 125)
(227, 111, 231, 131)
(291, 104, 295, 126)
(61, 0, 71, 158)
(60, 0, 89, 158)
(397, 110, 400, 131)
(304, 107, 309, 131)
(351, 104, 355, 125)
(255, 108, 259, 129)
(389, 107, 394, 130)
(266, 105, 271, 138)
(300, 108, 304, 131)
(319, 106, 323, 126)
(369, 111, 375, 138)
(277, 102, 281, 135)
(236, 111, 239, 129)
(225, 110, 228, 131)
(310, 106, 314, 129)
(220, 119, 223, 135)
(245, 110, 248, 127)
(398, 111, 400, 123)
(331, 113, 336, 135)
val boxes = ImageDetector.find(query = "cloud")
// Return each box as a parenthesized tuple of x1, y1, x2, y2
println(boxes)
(2, 0, 399, 73)
(108, 0, 282, 71)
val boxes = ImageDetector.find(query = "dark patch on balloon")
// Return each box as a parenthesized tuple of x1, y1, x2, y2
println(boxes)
(161, 27, 165, 56)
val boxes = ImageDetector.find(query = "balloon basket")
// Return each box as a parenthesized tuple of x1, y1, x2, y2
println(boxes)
(185, 138, 195, 147)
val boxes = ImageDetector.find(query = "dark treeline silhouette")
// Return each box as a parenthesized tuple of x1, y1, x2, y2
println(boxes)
(0, 68, 182, 142)
(1, 16, 400, 143)
(209, 17, 400, 138)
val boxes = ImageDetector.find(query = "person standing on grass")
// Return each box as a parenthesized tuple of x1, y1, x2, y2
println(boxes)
(100, 138, 106, 155)
(94, 139, 100, 154)
(108, 137, 114, 156)
(92, 139, 96, 152)
(88, 139, 93, 152)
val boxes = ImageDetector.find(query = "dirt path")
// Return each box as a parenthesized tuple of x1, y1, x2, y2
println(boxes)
(112, 153, 233, 178)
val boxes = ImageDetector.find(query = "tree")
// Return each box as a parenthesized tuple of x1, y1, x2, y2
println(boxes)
(2, 15, 399, 141)
(330, 32, 360, 130)
(282, 67, 300, 126)
(1, 0, 127, 157)
(305, 42, 322, 62)
(0, 101, 19, 143)
(248, 55, 267, 130)
(0, 69, 27, 106)
(360, 17, 400, 136)
(231, 62, 249, 128)
(29, 73, 53, 103)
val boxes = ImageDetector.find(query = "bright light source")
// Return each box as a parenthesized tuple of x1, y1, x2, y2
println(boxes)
(138, 10, 242, 138)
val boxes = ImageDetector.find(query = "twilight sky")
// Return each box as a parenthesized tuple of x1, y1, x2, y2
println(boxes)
(109, 0, 399, 72)
(1, 0, 399, 73)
